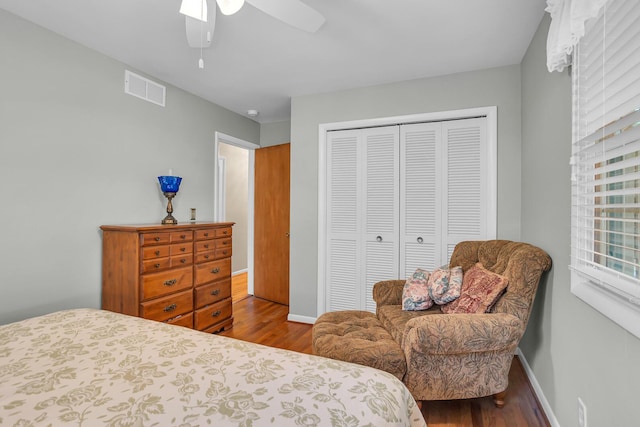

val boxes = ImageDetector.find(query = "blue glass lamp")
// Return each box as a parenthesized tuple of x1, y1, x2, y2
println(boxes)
(158, 175, 182, 224)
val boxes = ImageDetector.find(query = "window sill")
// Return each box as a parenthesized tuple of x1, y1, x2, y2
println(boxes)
(571, 271, 640, 339)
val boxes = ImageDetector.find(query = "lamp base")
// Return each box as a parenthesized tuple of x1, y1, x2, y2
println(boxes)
(161, 215, 178, 225)
(161, 192, 178, 225)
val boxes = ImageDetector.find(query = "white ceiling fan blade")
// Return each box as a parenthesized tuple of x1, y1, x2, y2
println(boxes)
(216, 0, 245, 16)
(180, 0, 208, 22)
(246, 0, 325, 33)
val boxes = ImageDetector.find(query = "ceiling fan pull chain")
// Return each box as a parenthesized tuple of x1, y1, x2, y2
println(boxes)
(199, 0, 205, 69)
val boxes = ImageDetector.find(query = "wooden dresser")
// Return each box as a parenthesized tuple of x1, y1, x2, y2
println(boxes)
(100, 222, 234, 333)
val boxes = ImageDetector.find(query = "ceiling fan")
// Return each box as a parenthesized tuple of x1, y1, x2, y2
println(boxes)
(180, 0, 325, 50)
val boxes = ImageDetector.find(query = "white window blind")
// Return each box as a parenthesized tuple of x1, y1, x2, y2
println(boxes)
(571, 0, 640, 335)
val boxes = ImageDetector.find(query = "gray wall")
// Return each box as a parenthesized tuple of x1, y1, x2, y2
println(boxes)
(0, 10, 259, 324)
(260, 120, 291, 147)
(219, 142, 248, 272)
(520, 14, 640, 427)
(290, 65, 523, 319)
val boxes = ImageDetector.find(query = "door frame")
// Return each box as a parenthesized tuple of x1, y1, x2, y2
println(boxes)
(316, 106, 497, 315)
(214, 131, 260, 295)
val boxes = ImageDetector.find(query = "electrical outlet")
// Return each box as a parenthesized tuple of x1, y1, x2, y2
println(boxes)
(578, 397, 587, 427)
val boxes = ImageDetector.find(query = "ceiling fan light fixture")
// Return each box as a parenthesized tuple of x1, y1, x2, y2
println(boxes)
(180, 0, 208, 22)
(216, 0, 245, 16)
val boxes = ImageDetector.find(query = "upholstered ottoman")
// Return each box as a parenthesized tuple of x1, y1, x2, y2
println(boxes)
(312, 310, 406, 380)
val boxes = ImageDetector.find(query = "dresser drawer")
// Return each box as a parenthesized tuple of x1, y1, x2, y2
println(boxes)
(141, 266, 193, 300)
(140, 290, 193, 322)
(195, 229, 216, 241)
(165, 312, 193, 328)
(194, 258, 231, 286)
(194, 298, 232, 331)
(195, 246, 232, 263)
(170, 231, 193, 243)
(216, 246, 232, 258)
(195, 240, 216, 253)
(170, 242, 193, 255)
(195, 238, 231, 254)
(142, 245, 170, 260)
(141, 232, 170, 246)
(141, 257, 171, 273)
(195, 278, 231, 308)
(216, 237, 232, 249)
(214, 227, 232, 238)
(195, 227, 232, 240)
(195, 250, 215, 263)
(170, 254, 193, 268)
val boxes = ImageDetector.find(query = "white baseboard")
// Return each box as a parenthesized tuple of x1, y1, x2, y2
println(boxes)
(516, 348, 560, 427)
(287, 314, 316, 324)
(232, 268, 248, 276)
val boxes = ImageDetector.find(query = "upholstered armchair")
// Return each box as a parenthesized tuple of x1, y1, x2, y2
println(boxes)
(372, 240, 551, 406)
(313, 240, 551, 406)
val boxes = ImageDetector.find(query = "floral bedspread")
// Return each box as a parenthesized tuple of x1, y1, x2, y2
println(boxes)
(0, 309, 425, 426)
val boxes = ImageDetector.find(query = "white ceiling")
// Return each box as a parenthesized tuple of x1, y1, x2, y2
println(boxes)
(1, 0, 547, 123)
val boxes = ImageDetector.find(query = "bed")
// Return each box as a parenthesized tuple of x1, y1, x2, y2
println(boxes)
(0, 308, 426, 426)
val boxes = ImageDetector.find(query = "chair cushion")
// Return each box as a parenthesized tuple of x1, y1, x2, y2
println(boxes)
(442, 263, 509, 314)
(428, 265, 463, 305)
(402, 268, 433, 311)
(378, 304, 440, 347)
(312, 310, 406, 380)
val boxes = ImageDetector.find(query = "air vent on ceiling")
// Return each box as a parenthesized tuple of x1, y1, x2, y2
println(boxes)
(124, 70, 166, 107)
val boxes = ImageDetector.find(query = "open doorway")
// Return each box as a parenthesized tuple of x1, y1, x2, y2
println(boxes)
(214, 132, 259, 298)
(214, 132, 291, 307)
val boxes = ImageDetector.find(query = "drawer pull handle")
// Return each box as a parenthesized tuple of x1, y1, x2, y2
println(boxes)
(204, 255, 210, 259)
(155, 237, 161, 242)
(164, 304, 177, 312)
(180, 234, 186, 239)
(155, 263, 161, 268)
(204, 244, 209, 249)
(155, 250, 160, 256)
(223, 230, 228, 235)
(211, 268, 220, 274)
(180, 247, 186, 252)
(222, 250, 228, 255)
(211, 289, 220, 296)
(204, 232, 209, 237)
(180, 259, 186, 264)
(212, 310, 222, 317)
(163, 279, 177, 286)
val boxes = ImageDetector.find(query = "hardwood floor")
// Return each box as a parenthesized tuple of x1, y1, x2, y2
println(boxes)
(219, 295, 551, 427)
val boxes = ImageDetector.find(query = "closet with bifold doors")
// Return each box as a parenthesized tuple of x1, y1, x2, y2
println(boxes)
(324, 116, 496, 313)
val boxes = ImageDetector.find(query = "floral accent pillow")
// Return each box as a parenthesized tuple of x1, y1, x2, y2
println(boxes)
(441, 263, 509, 314)
(428, 266, 463, 305)
(402, 268, 433, 311)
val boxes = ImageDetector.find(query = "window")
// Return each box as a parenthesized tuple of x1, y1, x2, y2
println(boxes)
(571, 0, 640, 338)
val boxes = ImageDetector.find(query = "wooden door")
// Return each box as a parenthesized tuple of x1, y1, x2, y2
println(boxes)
(254, 143, 290, 305)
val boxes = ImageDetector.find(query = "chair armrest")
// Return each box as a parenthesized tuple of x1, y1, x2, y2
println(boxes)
(373, 280, 406, 306)
(403, 313, 524, 355)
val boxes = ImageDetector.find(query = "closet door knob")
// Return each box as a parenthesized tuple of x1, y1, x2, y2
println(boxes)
(417, 237, 423, 244)
(376, 236, 383, 242)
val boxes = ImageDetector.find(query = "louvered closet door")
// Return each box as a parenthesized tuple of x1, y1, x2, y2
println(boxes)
(362, 127, 399, 311)
(400, 123, 442, 277)
(326, 126, 399, 312)
(326, 129, 361, 311)
(442, 117, 489, 261)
